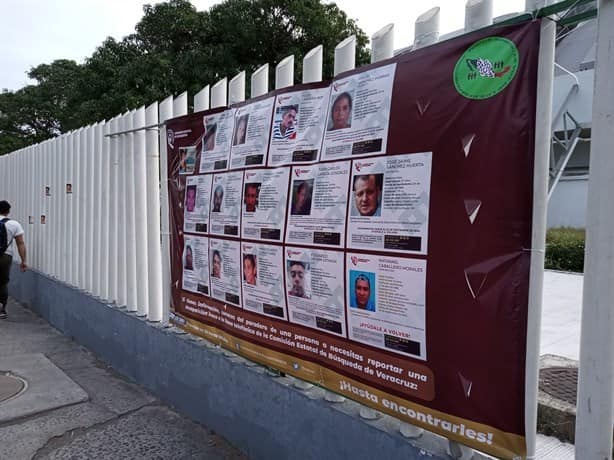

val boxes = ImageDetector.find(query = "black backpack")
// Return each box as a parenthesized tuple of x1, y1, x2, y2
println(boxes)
(0, 218, 9, 255)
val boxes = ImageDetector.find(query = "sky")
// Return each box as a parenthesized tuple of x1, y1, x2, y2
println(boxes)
(0, 0, 525, 92)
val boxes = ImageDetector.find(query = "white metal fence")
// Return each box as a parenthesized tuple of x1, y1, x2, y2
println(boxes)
(1, 1, 610, 458)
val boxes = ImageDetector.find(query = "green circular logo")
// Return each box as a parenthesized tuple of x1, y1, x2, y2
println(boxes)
(453, 37, 519, 100)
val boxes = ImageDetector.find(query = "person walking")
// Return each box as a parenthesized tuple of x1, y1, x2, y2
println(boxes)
(0, 200, 27, 319)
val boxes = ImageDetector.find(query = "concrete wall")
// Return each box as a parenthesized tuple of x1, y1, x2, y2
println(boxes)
(8, 266, 451, 460)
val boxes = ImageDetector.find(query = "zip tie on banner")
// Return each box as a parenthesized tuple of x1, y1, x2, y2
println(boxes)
(522, 247, 545, 253)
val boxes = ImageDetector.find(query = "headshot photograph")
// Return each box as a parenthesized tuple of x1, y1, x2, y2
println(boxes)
(185, 185, 197, 213)
(290, 179, 313, 216)
(243, 182, 260, 213)
(203, 122, 217, 152)
(211, 185, 224, 213)
(184, 245, 194, 271)
(272, 104, 298, 140)
(179, 146, 196, 174)
(328, 91, 353, 131)
(287, 260, 310, 299)
(233, 114, 249, 146)
(243, 253, 257, 286)
(349, 271, 376, 312)
(211, 249, 222, 279)
(351, 173, 383, 217)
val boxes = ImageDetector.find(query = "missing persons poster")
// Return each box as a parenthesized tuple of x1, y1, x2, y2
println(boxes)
(268, 84, 331, 166)
(199, 109, 235, 173)
(230, 96, 275, 169)
(166, 20, 542, 459)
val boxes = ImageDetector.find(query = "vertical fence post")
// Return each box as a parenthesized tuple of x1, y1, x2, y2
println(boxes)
(229, 71, 246, 105)
(302, 46, 323, 84)
(334, 36, 356, 76)
(108, 117, 119, 304)
(576, 1, 614, 457)
(70, 130, 79, 286)
(275, 56, 294, 89)
(134, 106, 149, 316)
(465, 0, 493, 32)
(146, 102, 163, 322)
(211, 78, 228, 108)
(159, 95, 174, 324)
(86, 124, 96, 292)
(100, 121, 110, 300)
(251, 64, 269, 98)
(414, 7, 440, 50)
(78, 127, 88, 289)
(194, 85, 210, 112)
(118, 115, 128, 306)
(371, 24, 394, 63)
(126, 110, 138, 311)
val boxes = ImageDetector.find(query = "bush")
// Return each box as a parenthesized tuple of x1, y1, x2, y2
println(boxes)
(545, 227, 585, 273)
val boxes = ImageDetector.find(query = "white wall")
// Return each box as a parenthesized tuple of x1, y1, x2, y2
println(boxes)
(547, 176, 588, 228)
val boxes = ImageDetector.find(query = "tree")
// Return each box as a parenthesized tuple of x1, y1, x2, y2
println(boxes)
(0, 0, 370, 155)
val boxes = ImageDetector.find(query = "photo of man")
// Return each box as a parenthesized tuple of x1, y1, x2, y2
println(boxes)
(233, 114, 249, 146)
(352, 174, 383, 217)
(290, 180, 313, 216)
(243, 254, 257, 286)
(211, 249, 222, 278)
(185, 185, 197, 213)
(272, 105, 298, 140)
(350, 271, 375, 312)
(212, 185, 224, 213)
(243, 183, 260, 213)
(287, 260, 310, 299)
(328, 92, 353, 131)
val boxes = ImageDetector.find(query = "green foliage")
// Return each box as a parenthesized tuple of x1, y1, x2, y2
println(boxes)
(545, 227, 585, 273)
(0, 0, 370, 155)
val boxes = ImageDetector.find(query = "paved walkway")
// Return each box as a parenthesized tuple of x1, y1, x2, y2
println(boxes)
(1, 269, 583, 459)
(541, 270, 583, 360)
(0, 298, 246, 460)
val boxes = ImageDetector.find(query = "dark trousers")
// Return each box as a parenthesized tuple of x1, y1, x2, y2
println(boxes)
(0, 253, 12, 307)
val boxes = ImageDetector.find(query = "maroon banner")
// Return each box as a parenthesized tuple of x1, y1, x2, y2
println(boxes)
(166, 19, 541, 459)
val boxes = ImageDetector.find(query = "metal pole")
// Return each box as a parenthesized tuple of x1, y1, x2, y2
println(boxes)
(194, 85, 210, 112)
(229, 71, 246, 105)
(371, 24, 394, 63)
(275, 55, 294, 89)
(522, 18, 555, 460)
(302, 46, 323, 84)
(146, 102, 163, 322)
(576, 1, 614, 457)
(134, 106, 149, 316)
(211, 78, 228, 108)
(334, 36, 356, 76)
(251, 64, 269, 98)
(414, 7, 440, 50)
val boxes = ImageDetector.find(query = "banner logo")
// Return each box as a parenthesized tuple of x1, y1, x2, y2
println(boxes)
(167, 129, 175, 148)
(453, 37, 519, 100)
